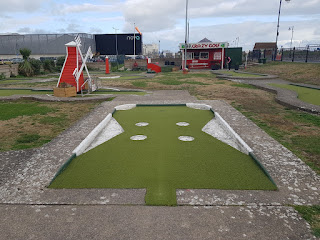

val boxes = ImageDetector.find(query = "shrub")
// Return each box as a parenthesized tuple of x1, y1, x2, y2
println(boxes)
(43, 59, 55, 72)
(29, 59, 42, 75)
(56, 56, 66, 71)
(18, 48, 34, 77)
(18, 61, 34, 77)
(19, 48, 31, 60)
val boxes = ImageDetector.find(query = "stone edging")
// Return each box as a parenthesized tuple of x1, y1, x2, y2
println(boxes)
(212, 70, 278, 80)
(248, 82, 320, 115)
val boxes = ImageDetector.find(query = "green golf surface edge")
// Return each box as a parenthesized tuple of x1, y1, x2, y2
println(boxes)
(49, 106, 277, 206)
(269, 83, 320, 106)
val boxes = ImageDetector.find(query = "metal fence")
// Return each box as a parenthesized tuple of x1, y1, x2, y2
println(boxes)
(248, 45, 320, 63)
(0, 33, 96, 55)
(280, 46, 320, 63)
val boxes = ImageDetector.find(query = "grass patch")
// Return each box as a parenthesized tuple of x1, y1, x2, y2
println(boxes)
(50, 106, 276, 206)
(269, 83, 320, 106)
(0, 102, 54, 120)
(216, 70, 264, 78)
(13, 134, 50, 150)
(0, 100, 103, 151)
(245, 62, 320, 86)
(39, 115, 67, 126)
(285, 111, 320, 127)
(231, 83, 257, 89)
(232, 102, 320, 174)
(132, 81, 148, 88)
(294, 205, 320, 237)
(0, 89, 53, 96)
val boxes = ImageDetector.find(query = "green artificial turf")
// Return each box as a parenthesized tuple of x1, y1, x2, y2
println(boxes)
(269, 84, 320, 106)
(0, 89, 52, 96)
(49, 106, 276, 206)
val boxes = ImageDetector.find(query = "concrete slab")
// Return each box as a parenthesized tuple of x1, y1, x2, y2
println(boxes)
(0, 205, 316, 240)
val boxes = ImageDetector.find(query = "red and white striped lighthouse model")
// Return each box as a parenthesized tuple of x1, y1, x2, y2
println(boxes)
(57, 35, 95, 93)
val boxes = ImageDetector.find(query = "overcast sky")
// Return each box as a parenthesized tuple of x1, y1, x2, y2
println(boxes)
(0, 0, 319, 51)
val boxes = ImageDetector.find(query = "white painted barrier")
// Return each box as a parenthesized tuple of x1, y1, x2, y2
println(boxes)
(73, 113, 112, 156)
(214, 112, 253, 154)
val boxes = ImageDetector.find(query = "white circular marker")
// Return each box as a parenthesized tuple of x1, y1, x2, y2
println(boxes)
(176, 122, 190, 126)
(130, 135, 147, 141)
(178, 136, 194, 141)
(135, 122, 149, 127)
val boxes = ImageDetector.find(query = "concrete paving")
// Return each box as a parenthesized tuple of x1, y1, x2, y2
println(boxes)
(0, 90, 319, 239)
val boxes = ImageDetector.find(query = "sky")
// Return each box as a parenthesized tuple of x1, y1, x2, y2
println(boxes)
(0, 0, 319, 52)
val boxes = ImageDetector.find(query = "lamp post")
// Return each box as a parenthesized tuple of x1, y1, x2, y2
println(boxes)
(184, 0, 189, 71)
(274, 0, 291, 60)
(113, 27, 119, 69)
(288, 26, 294, 50)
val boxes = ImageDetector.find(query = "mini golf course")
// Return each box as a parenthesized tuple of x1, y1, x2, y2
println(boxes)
(49, 105, 277, 206)
(269, 83, 320, 106)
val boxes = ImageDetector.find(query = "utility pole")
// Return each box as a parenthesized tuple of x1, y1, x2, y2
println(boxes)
(184, 0, 188, 71)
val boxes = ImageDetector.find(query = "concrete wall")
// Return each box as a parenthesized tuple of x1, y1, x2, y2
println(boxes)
(0, 64, 19, 78)
(87, 62, 107, 71)
(124, 58, 182, 70)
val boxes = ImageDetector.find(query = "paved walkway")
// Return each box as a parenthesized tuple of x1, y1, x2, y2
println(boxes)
(0, 90, 319, 239)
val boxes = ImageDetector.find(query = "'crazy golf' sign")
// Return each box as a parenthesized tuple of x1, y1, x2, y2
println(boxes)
(180, 42, 228, 50)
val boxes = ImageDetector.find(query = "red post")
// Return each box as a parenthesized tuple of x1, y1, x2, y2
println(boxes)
(105, 57, 110, 74)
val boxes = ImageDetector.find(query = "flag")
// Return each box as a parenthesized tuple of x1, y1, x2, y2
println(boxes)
(135, 26, 142, 35)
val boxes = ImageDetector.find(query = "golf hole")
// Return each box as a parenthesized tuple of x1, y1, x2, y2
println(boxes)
(135, 122, 149, 127)
(178, 136, 194, 141)
(130, 135, 147, 141)
(176, 122, 190, 126)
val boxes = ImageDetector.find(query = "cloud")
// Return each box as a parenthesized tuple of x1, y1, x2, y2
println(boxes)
(0, 0, 44, 13)
(57, 24, 82, 33)
(52, 3, 122, 15)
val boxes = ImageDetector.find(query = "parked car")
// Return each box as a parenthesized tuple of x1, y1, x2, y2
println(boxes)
(11, 58, 23, 64)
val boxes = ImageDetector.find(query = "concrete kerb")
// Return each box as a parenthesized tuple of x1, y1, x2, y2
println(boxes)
(211, 70, 278, 80)
(247, 82, 320, 115)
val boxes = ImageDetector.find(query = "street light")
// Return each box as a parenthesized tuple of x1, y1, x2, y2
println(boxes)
(288, 26, 294, 50)
(274, 0, 291, 60)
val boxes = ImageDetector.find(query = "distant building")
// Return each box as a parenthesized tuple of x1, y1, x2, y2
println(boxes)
(253, 42, 277, 60)
(143, 43, 159, 58)
(253, 42, 276, 51)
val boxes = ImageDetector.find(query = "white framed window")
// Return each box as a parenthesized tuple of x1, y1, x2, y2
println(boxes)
(186, 52, 194, 59)
(194, 52, 200, 59)
(200, 52, 209, 59)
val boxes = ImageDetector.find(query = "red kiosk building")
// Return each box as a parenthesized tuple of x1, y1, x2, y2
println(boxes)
(180, 41, 229, 70)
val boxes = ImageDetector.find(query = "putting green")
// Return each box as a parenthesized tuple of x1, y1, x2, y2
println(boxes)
(49, 106, 276, 205)
(0, 89, 52, 96)
(269, 84, 320, 106)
